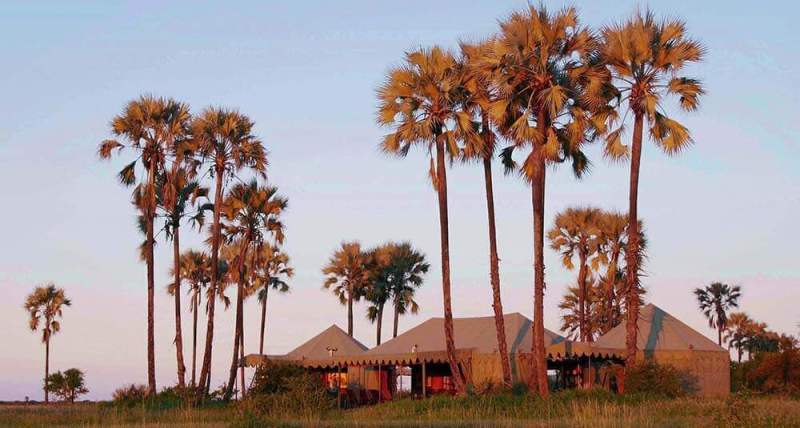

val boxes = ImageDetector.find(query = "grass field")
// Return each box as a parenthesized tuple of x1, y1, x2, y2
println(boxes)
(1, 392, 798, 427)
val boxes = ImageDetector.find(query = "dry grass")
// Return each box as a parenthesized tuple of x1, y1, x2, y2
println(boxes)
(2, 393, 799, 428)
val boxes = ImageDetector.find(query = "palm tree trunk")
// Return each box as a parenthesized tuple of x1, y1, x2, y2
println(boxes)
(376, 302, 384, 346)
(239, 326, 245, 398)
(393, 300, 400, 339)
(577, 253, 588, 342)
(605, 251, 620, 332)
(530, 111, 549, 398)
(624, 112, 644, 369)
(482, 156, 512, 387)
(44, 337, 49, 403)
(172, 226, 187, 388)
(145, 170, 157, 396)
(225, 241, 249, 401)
(198, 170, 224, 395)
(347, 285, 354, 337)
(259, 285, 268, 354)
(192, 289, 199, 387)
(531, 158, 549, 397)
(718, 326, 723, 347)
(435, 137, 465, 393)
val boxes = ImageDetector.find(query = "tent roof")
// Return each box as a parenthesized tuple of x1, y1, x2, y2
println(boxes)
(284, 324, 368, 360)
(593, 304, 725, 353)
(367, 313, 563, 355)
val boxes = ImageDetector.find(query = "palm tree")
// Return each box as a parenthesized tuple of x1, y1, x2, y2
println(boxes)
(595, 211, 629, 333)
(221, 180, 287, 401)
(24, 284, 71, 403)
(558, 285, 602, 341)
(249, 244, 293, 355)
(481, 6, 609, 394)
(159, 167, 208, 389)
(98, 95, 191, 395)
(365, 250, 391, 346)
(725, 312, 754, 363)
(377, 46, 478, 392)
(547, 207, 603, 342)
(170, 249, 211, 387)
(322, 241, 371, 337)
(192, 108, 267, 395)
(386, 242, 429, 339)
(694, 282, 742, 346)
(459, 41, 513, 387)
(600, 11, 705, 367)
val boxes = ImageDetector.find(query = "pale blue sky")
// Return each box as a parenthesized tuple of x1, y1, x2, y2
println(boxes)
(1, 1, 798, 400)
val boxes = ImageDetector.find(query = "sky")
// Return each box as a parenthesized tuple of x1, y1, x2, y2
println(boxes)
(0, 0, 798, 401)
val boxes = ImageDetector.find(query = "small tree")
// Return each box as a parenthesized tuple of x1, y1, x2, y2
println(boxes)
(45, 369, 88, 403)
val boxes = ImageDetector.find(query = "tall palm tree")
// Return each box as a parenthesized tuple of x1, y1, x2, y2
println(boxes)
(24, 284, 71, 403)
(98, 96, 191, 395)
(192, 108, 267, 395)
(480, 6, 609, 395)
(249, 244, 293, 355)
(459, 41, 513, 387)
(377, 46, 478, 392)
(221, 180, 287, 401)
(600, 11, 705, 366)
(159, 167, 208, 389)
(386, 242, 429, 339)
(694, 282, 742, 346)
(170, 249, 211, 387)
(322, 241, 371, 337)
(547, 207, 602, 342)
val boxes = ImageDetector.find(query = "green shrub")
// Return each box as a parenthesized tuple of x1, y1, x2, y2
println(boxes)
(110, 384, 201, 410)
(248, 361, 309, 395)
(111, 384, 147, 406)
(45, 368, 89, 403)
(239, 362, 335, 420)
(625, 360, 698, 398)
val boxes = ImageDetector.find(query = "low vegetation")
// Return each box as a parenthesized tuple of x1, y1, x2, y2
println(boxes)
(3, 392, 799, 427)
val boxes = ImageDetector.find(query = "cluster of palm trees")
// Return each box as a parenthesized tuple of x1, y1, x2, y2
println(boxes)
(323, 241, 429, 346)
(691, 282, 797, 362)
(725, 312, 798, 362)
(98, 96, 292, 400)
(548, 207, 645, 342)
(377, 5, 704, 395)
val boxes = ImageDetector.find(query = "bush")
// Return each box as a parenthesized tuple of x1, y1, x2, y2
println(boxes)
(625, 360, 698, 398)
(239, 362, 335, 420)
(740, 349, 800, 395)
(111, 384, 202, 409)
(112, 384, 147, 405)
(45, 368, 89, 403)
(248, 361, 309, 395)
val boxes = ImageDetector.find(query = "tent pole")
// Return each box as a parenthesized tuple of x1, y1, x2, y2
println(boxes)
(337, 364, 342, 409)
(422, 361, 426, 398)
(378, 364, 382, 403)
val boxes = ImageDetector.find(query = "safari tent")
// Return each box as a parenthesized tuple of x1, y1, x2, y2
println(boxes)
(331, 313, 565, 396)
(590, 303, 730, 397)
(243, 324, 368, 393)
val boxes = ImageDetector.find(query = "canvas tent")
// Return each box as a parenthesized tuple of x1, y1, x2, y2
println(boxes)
(334, 313, 565, 390)
(243, 324, 367, 367)
(591, 303, 730, 397)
